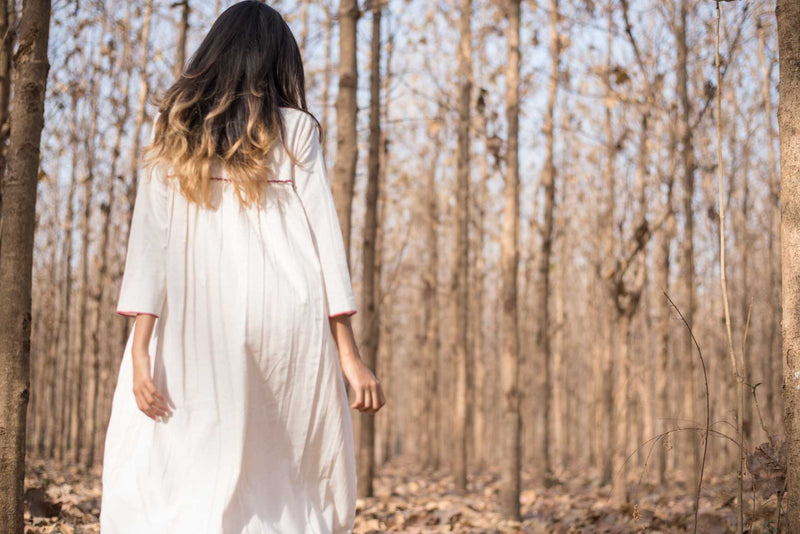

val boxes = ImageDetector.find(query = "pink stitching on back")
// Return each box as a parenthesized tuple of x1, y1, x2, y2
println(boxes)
(165, 174, 291, 184)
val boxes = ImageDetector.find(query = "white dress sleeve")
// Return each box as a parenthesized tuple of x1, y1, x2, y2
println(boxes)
(290, 112, 358, 318)
(116, 119, 170, 318)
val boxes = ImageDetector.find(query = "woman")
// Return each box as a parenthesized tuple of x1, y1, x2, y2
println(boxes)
(99, 3, 384, 533)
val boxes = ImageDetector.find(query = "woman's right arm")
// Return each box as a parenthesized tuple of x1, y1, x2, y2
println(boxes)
(131, 313, 171, 421)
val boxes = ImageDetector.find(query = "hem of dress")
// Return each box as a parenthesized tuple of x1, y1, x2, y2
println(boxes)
(116, 310, 160, 318)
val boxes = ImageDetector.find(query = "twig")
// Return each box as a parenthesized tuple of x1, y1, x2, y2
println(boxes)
(664, 291, 710, 534)
(714, 3, 745, 533)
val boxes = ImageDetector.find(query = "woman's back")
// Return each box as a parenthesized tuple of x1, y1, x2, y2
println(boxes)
(101, 4, 382, 532)
(103, 105, 359, 534)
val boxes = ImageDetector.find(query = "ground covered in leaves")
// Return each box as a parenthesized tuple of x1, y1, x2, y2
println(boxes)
(23, 457, 781, 533)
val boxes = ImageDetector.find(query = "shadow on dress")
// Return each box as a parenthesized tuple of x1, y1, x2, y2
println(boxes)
(221, 341, 337, 533)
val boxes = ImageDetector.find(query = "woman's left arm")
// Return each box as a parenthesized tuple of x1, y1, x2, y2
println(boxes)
(131, 314, 171, 421)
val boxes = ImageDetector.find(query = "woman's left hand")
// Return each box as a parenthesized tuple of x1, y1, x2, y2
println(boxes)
(132, 348, 171, 421)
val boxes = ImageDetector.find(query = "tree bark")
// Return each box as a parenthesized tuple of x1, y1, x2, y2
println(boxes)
(120, 0, 153, 358)
(0, 0, 15, 243)
(676, 0, 699, 485)
(421, 126, 440, 470)
(332, 0, 359, 261)
(500, 0, 521, 519)
(451, 0, 472, 493)
(759, 5, 780, 428)
(537, 0, 560, 486)
(321, 4, 333, 157)
(600, 0, 615, 488)
(57, 91, 78, 463)
(173, 0, 190, 79)
(777, 0, 800, 529)
(0, 0, 51, 528)
(74, 62, 101, 466)
(357, 0, 381, 499)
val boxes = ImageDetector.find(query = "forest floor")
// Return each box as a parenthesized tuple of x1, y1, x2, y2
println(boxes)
(22, 456, 781, 534)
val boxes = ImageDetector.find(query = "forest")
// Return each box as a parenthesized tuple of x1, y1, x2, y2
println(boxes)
(1, 0, 799, 532)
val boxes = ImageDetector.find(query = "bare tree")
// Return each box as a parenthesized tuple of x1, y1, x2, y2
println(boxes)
(420, 121, 441, 470)
(0, 0, 15, 240)
(0, 0, 52, 528)
(451, 0, 472, 493)
(536, 0, 560, 485)
(500, 0, 521, 519)
(777, 0, 800, 528)
(357, 0, 382, 499)
(332, 0, 359, 260)
(173, 0, 190, 79)
(676, 0, 700, 485)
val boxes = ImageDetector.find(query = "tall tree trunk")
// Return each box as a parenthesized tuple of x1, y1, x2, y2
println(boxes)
(600, 0, 615, 487)
(120, 0, 153, 357)
(612, 308, 637, 504)
(0, 0, 15, 241)
(321, 5, 333, 157)
(376, 22, 392, 465)
(74, 63, 100, 466)
(332, 0, 359, 260)
(537, 0, 560, 486)
(87, 8, 133, 469)
(299, 0, 310, 58)
(173, 0, 190, 79)
(500, 0, 521, 520)
(124, 0, 153, 228)
(0, 0, 51, 528)
(421, 128, 440, 470)
(472, 98, 489, 473)
(657, 120, 677, 484)
(676, 0, 699, 486)
(42, 180, 61, 458)
(57, 93, 78, 463)
(776, 0, 800, 529)
(759, 6, 780, 427)
(451, 0, 472, 493)
(357, 0, 381, 499)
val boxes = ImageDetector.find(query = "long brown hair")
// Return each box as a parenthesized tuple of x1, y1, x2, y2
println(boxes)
(143, 1, 317, 208)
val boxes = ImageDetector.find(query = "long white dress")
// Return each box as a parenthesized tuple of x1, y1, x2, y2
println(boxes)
(100, 108, 358, 534)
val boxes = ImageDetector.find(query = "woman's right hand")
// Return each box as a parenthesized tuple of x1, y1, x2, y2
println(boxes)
(132, 347, 171, 421)
(131, 314, 171, 421)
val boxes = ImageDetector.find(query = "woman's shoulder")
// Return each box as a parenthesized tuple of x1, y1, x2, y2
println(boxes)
(278, 107, 320, 159)
(279, 106, 318, 133)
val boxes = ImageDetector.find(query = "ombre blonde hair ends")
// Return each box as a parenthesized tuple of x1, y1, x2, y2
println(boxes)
(141, 1, 317, 208)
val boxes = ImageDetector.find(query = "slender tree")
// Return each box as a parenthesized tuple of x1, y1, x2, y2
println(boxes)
(500, 0, 522, 519)
(332, 0, 359, 259)
(357, 0, 382, 499)
(421, 122, 441, 469)
(0, 0, 52, 528)
(759, 6, 780, 424)
(676, 0, 699, 484)
(777, 0, 800, 529)
(451, 0, 472, 493)
(173, 0, 190, 79)
(536, 0, 560, 485)
(0, 0, 15, 237)
(74, 59, 101, 466)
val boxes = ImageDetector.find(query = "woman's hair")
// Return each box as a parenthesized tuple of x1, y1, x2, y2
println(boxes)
(143, 0, 318, 207)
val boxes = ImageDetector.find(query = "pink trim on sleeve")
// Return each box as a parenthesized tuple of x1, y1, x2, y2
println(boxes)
(116, 310, 160, 319)
(329, 310, 357, 319)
